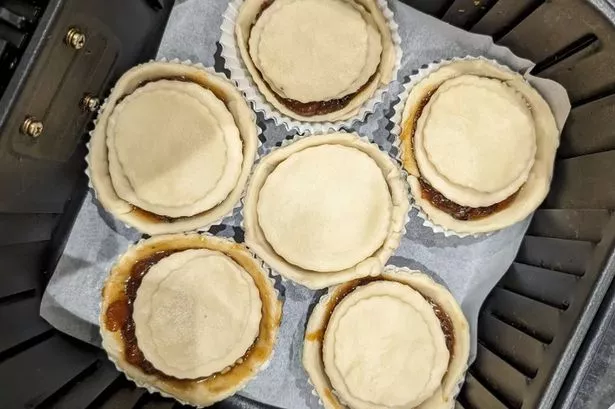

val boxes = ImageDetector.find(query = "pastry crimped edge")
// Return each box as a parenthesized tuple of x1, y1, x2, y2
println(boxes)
(243, 132, 410, 290)
(233, 0, 397, 123)
(413, 75, 537, 208)
(88, 60, 258, 235)
(106, 79, 244, 218)
(397, 58, 560, 235)
(303, 266, 470, 409)
(99, 233, 282, 407)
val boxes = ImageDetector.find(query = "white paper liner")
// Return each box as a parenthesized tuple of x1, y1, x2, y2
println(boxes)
(239, 130, 412, 289)
(304, 265, 468, 409)
(85, 58, 261, 236)
(98, 233, 283, 408)
(389, 56, 545, 238)
(220, 0, 403, 134)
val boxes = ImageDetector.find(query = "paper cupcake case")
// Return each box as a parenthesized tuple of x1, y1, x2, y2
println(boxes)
(219, 0, 403, 135)
(388, 56, 524, 239)
(380, 265, 468, 409)
(238, 130, 412, 289)
(304, 265, 468, 409)
(85, 58, 263, 236)
(98, 232, 283, 408)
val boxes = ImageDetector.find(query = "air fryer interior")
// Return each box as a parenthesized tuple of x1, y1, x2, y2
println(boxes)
(1, 0, 615, 408)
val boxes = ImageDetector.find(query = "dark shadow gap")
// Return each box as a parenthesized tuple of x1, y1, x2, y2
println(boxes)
(498, 282, 570, 311)
(36, 359, 103, 409)
(0, 288, 36, 305)
(489, 310, 554, 344)
(476, 338, 539, 379)
(0, 329, 53, 363)
(465, 371, 518, 409)
(533, 34, 600, 75)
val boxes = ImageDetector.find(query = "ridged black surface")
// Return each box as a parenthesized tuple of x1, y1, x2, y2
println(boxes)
(1, 0, 615, 408)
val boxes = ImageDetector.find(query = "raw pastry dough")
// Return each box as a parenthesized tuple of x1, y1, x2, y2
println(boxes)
(100, 234, 282, 407)
(304, 266, 471, 409)
(133, 249, 261, 380)
(257, 144, 391, 272)
(323, 281, 449, 409)
(249, 0, 382, 103)
(415, 75, 536, 207)
(107, 80, 243, 217)
(89, 61, 258, 235)
(399, 59, 560, 234)
(244, 133, 409, 289)
(235, 0, 396, 122)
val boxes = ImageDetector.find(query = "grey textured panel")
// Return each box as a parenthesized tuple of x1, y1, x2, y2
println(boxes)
(500, 263, 579, 309)
(0, 213, 59, 246)
(486, 287, 560, 343)
(138, 398, 177, 409)
(555, 273, 615, 409)
(498, 0, 603, 61)
(471, 0, 544, 38)
(496, 0, 615, 104)
(473, 343, 530, 408)
(45, 361, 120, 409)
(95, 384, 146, 409)
(559, 94, 615, 158)
(545, 49, 615, 106)
(527, 210, 611, 243)
(459, 374, 510, 409)
(0, 145, 85, 214)
(0, 295, 51, 355)
(0, 335, 97, 407)
(545, 151, 615, 210)
(0, 241, 46, 298)
(478, 313, 546, 377)
(516, 237, 594, 276)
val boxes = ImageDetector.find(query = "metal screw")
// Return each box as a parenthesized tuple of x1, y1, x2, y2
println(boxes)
(21, 117, 44, 138)
(65, 27, 86, 50)
(81, 94, 100, 112)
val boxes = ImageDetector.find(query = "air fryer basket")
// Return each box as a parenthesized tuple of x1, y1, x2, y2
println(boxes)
(1, 0, 615, 408)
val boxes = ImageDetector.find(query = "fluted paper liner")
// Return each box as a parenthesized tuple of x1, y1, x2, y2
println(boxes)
(389, 56, 564, 238)
(86, 58, 261, 236)
(240, 131, 412, 289)
(303, 265, 469, 409)
(220, 0, 403, 134)
(99, 233, 283, 407)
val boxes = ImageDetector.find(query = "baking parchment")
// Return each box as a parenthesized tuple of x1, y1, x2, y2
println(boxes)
(40, 1, 571, 408)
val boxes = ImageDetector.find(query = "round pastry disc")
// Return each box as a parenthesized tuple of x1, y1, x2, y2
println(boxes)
(323, 281, 449, 409)
(132, 249, 262, 380)
(108, 80, 243, 217)
(250, 0, 381, 103)
(416, 75, 536, 207)
(256, 144, 392, 272)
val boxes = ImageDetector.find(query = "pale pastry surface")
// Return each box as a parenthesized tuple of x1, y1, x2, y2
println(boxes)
(415, 75, 536, 207)
(303, 267, 471, 409)
(89, 61, 258, 235)
(133, 249, 261, 380)
(107, 80, 243, 218)
(100, 234, 282, 407)
(244, 133, 409, 289)
(235, 0, 396, 122)
(249, 0, 382, 103)
(257, 144, 391, 272)
(399, 59, 560, 234)
(323, 281, 449, 409)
